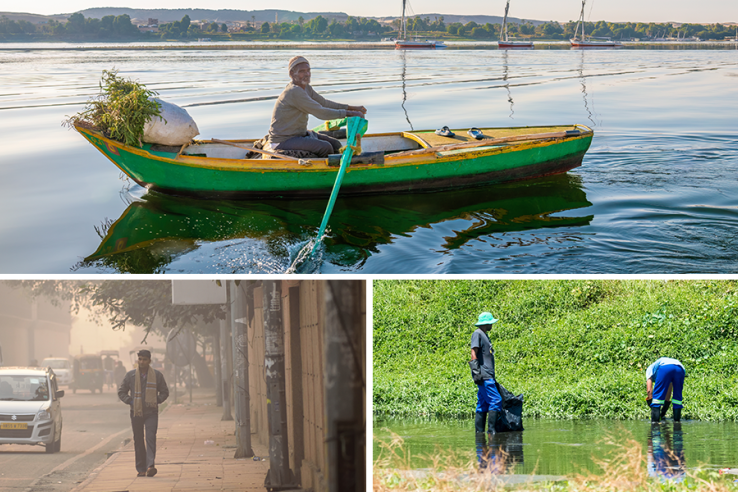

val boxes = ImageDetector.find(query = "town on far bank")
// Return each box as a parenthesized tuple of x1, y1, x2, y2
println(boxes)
(1, 8, 737, 43)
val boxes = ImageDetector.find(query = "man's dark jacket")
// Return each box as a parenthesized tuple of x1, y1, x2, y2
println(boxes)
(117, 369, 169, 415)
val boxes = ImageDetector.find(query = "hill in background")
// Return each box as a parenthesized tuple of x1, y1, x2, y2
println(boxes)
(2, 8, 545, 26)
(0, 11, 70, 24)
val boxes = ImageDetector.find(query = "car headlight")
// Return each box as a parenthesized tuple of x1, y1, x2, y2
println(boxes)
(37, 409, 51, 420)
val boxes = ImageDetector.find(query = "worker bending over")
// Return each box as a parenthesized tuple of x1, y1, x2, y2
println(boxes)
(646, 357, 685, 422)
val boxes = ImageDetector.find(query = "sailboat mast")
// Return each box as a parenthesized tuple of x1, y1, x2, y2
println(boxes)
(501, 0, 510, 42)
(573, 0, 586, 40)
(579, 0, 586, 40)
(401, 0, 407, 40)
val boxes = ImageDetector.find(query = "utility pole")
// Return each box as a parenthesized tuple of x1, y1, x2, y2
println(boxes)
(213, 328, 222, 407)
(325, 280, 365, 492)
(230, 280, 253, 458)
(220, 289, 233, 420)
(262, 280, 295, 490)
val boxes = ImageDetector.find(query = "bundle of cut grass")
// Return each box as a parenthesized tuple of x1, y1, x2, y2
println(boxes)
(65, 69, 161, 147)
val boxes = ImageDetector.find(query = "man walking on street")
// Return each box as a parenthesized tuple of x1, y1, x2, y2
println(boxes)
(470, 312, 502, 436)
(118, 350, 169, 477)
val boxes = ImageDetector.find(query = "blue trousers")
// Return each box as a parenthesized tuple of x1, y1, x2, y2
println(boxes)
(476, 379, 502, 413)
(650, 364, 685, 410)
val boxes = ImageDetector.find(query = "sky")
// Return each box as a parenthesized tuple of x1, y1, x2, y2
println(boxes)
(8, 0, 738, 24)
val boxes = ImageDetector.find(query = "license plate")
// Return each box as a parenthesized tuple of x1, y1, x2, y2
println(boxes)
(1, 422, 28, 430)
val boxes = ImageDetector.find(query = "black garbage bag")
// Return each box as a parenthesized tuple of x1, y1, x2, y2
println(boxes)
(494, 381, 524, 432)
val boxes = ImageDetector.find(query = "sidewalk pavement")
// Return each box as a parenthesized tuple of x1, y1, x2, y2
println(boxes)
(73, 388, 270, 492)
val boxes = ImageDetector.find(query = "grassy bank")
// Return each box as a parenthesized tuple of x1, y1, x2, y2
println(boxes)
(373, 280, 738, 420)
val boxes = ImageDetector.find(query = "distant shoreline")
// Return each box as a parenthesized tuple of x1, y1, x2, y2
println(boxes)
(0, 41, 736, 50)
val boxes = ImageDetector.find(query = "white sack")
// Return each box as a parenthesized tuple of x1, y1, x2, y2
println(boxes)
(143, 98, 199, 146)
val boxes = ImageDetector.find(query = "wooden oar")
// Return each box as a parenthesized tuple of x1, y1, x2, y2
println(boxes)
(392, 129, 587, 157)
(311, 116, 368, 255)
(209, 138, 309, 164)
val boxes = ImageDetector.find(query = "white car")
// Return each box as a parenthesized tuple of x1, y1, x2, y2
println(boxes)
(0, 367, 64, 453)
(42, 358, 73, 386)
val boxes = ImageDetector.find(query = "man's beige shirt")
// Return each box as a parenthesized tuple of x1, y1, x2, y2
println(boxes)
(268, 82, 348, 144)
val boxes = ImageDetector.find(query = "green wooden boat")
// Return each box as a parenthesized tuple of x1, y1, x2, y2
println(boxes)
(75, 123, 593, 198)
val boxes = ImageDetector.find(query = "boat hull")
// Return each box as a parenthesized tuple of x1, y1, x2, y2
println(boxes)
(395, 40, 444, 49)
(498, 41, 534, 48)
(570, 38, 622, 47)
(77, 125, 593, 199)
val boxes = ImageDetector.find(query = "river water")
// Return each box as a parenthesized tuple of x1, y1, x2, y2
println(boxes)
(1, 45, 736, 273)
(374, 418, 738, 479)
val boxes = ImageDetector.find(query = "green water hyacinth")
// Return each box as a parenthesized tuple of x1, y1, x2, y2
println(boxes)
(66, 69, 161, 147)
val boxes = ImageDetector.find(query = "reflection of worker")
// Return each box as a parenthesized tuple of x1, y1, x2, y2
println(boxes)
(648, 422, 686, 482)
(118, 350, 170, 478)
(474, 429, 524, 473)
(470, 312, 502, 436)
(646, 357, 685, 422)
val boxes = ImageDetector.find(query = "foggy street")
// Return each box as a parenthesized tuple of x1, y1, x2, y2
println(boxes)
(0, 384, 132, 491)
(1, 279, 366, 491)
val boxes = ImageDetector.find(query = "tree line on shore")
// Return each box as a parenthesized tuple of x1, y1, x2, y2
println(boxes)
(1, 13, 735, 41)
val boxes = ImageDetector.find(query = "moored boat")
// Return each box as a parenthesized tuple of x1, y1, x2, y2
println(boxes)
(498, 40, 534, 48)
(571, 37, 622, 47)
(570, 0, 622, 47)
(394, 0, 445, 49)
(395, 39, 446, 49)
(498, 0, 534, 49)
(75, 123, 594, 199)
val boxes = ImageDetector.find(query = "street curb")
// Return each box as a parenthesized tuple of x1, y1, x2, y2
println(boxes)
(69, 445, 129, 492)
(23, 426, 131, 492)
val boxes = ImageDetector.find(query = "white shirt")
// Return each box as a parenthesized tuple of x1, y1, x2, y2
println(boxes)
(646, 357, 685, 381)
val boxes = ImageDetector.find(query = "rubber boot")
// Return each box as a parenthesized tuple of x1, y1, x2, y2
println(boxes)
(651, 406, 661, 423)
(673, 408, 682, 423)
(475, 412, 488, 434)
(487, 410, 499, 436)
(660, 401, 671, 420)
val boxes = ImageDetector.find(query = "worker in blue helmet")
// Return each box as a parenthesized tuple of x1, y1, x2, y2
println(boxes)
(646, 357, 685, 423)
(470, 312, 503, 436)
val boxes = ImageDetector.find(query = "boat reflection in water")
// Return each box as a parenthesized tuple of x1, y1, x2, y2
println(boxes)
(648, 423, 686, 482)
(80, 173, 593, 273)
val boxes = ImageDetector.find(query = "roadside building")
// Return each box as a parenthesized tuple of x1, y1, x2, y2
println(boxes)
(0, 283, 72, 366)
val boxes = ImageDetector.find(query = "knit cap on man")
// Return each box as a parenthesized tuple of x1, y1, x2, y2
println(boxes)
(288, 56, 309, 73)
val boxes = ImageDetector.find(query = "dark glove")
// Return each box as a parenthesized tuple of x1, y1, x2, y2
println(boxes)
(646, 398, 653, 406)
(469, 360, 484, 385)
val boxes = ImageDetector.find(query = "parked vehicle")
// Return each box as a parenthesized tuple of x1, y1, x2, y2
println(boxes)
(0, 366, 64, 453)
(71, 354, 104, 394)
(42, 358, 73, 385)
(99, 350, 119, 389)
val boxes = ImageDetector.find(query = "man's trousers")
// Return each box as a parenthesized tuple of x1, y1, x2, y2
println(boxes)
(131, 412, 158, 473)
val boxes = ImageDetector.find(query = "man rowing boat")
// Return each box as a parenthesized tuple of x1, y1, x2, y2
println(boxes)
(267, 56, 367, 157)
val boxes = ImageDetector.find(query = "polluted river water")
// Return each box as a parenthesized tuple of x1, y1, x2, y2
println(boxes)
(374, 418, 738, 482)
